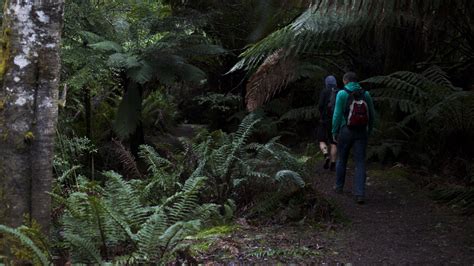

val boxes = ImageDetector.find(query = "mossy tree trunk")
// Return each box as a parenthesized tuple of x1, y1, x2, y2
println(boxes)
(0, 0, 64, 234)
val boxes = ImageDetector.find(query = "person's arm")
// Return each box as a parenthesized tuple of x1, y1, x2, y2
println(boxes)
(332, 90, 346, 138)
(365, 91, 375, 136)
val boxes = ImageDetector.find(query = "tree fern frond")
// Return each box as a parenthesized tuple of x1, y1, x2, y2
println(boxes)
(231, 0, 418, 73)
(245, 49, 298, 111)
(112, 139, 143, 179)
(422, 65, 461, 91)
(0, 225, 50, 266)
(363, 72, 431, 101)
(107, 53, 140, 69)
(128, 61, 154, 85)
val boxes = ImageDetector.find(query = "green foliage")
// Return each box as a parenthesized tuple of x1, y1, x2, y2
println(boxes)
(0, 224, 50, 266)
(54, 170, 215, 264)
(280, 106, 319, 121)
(363, 66, 474, 163)
(142, 89, 178, 133)
(431, 186, 474, 215)
(53, 134, 97, 189)
(196, 93, 242, 112)
(231, 1, 473, 73)
(183, 113, 310, 214)
(113, 86, 142, 139)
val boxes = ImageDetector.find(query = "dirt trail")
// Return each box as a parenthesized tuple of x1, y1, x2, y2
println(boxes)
(313, 165, 474, 264)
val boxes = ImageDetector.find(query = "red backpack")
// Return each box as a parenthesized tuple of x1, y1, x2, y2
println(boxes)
(343, 88, 369, 127)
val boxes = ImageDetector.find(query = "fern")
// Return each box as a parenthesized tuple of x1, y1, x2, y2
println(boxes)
(274, 170, 305, 188)
(0, 225, 50, 266)
(230, 1, 472, 109)
(89, 40, 123, 53)
(135, 208, 168, 261)
(280, 106, 319, 121)
(164, 176, 206, 225)
(63, 232, 103, 264)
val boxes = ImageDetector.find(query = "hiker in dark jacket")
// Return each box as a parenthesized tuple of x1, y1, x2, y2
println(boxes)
(317, 75, 339, 171)
(332, 72, 375, 204)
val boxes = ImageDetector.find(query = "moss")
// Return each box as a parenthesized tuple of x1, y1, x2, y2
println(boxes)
(23, 131, 34, 144)
(194, 225, 238, 239)
(0, 27, 11, 81)
(190, 240, 213, 253)
(368, 167, 410, 180)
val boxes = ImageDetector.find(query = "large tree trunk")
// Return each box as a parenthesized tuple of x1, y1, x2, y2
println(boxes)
(0, 0, 64, 234)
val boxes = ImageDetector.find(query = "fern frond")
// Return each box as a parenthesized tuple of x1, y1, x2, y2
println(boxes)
(0, 225, 50, 266)
(89, 40, 123, 53)
(138, 144, 172, 174)
(164, 176, 206, 225)
(112, 139, 143, 179)
(245, 49, 298, 112)
(220, 114, 261, 175)
(103, 171, 149, 229)
(280, 106, 319, 121)
(274, 170, 305, 188)
(135, 208, 168, 260)
(158, 220, 201, 252)
(422, 65, 461, 91)
(57, 165, 81, 184)
(63, 232, 103, 264)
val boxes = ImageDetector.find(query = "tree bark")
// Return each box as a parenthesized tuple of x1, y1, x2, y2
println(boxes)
(0, 0, 64, 234)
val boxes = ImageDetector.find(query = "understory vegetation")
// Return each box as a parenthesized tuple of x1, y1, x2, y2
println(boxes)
(0, 0, 473, 264)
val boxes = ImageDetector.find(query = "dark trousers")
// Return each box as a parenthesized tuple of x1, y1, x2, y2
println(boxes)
(335, 126, 368, 196)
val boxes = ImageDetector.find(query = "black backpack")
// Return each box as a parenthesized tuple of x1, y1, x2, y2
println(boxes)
(326, 87, 339, 119)
(343, 88, 369, 127)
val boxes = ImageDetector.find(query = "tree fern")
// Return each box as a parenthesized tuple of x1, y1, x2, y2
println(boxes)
(230, 1, 472, 109)
(364, 66, 474, 162)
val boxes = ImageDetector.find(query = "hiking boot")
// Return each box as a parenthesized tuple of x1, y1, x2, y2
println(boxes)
(355, 196, 365, 204)
(334, 187, 343, 194)
(323, 154, 330, 169)
(330, 162, 336, 171)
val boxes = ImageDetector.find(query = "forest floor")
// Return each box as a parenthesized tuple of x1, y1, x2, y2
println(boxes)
(190, 163, 474, 264)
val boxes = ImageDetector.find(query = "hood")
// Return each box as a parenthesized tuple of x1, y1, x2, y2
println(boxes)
(344, 82, 361, 92)
(325, 75, 337, 89)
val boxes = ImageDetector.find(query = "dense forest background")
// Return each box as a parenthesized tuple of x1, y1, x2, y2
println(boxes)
(0, 0, 473, 264)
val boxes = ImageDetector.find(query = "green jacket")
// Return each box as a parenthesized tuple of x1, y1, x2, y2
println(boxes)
(331, 82, 375, 136)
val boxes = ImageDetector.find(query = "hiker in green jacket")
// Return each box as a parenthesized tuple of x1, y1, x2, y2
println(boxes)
(332, 72, 375, 204)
